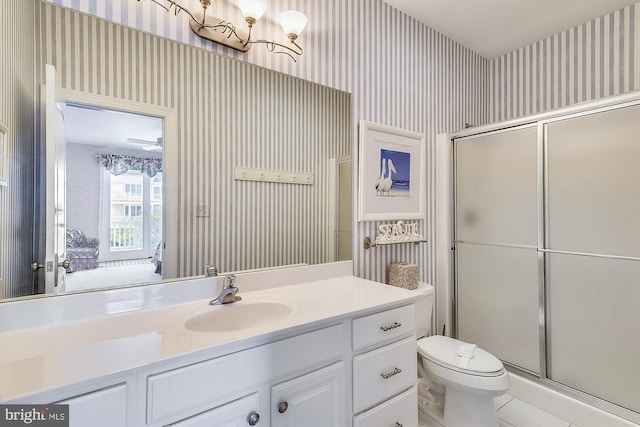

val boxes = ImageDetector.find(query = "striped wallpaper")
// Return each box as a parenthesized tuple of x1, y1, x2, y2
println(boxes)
(38, 2, 351, 277)
(0, 0, 36, 298)
(6, 0, 634, 297)
(489, 3, 640, 121)
(47, 0, 491, 287)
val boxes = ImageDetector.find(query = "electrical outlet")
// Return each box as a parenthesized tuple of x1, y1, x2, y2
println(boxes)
(196, 204, 210, 217)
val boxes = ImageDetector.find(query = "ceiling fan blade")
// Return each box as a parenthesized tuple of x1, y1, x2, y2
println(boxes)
(142, 145, 162, 152)
(127, 137, 158, 145)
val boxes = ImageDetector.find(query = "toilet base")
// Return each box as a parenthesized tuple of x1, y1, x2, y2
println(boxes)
(443, 387, 500, 427)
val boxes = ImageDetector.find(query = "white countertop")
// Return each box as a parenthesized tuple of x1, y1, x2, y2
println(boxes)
(0, 275, 421, 402)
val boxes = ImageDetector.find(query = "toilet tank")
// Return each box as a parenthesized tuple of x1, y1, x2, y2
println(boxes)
(414, 282, 434, 338)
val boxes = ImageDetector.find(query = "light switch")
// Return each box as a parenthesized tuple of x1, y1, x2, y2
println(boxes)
(196, 204, 210, 217)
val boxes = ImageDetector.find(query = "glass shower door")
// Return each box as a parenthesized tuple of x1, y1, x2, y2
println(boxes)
(544, 104, 640, 413)
(454, 125, 540, 373)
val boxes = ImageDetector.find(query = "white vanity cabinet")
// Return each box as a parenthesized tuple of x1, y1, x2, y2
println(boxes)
(143, 324, 345, 426)
(2, 275, 420, 427)
(351, 304, 418, 427)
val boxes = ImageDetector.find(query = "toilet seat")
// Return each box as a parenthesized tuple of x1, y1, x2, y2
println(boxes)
(417, 335, 504, 377)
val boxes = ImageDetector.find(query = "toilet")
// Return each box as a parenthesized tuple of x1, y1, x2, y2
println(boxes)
(414, 283, 510, 427)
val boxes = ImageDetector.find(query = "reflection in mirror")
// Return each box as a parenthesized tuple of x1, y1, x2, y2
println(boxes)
(62, 105, 164, 293)
(0, 1, 352, 301)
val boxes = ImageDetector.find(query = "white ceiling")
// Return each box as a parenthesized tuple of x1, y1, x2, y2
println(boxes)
(383, 0, 638, 58)
(63, 104, 163, 151)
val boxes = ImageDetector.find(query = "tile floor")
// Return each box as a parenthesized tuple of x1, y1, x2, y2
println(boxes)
(419, 394, 581, 427)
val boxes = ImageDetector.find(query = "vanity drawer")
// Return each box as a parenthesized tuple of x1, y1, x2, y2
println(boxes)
(353, 387, 418, 427)
(352, 304, 415, 351)
(146, 324, 343, 424)
(352, 336, 417, 414)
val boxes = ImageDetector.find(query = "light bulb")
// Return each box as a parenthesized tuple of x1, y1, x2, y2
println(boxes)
(278, 10, 308, 39)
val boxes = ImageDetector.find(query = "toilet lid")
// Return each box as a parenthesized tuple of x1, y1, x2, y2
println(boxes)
(417, 335, 504, 377)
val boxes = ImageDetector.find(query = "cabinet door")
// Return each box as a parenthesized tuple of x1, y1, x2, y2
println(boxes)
(271, 362, 346, 427)
(168, 393, 261, 427)
(57, 384, 127, 427)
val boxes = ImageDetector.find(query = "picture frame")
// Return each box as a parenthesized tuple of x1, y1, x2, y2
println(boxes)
(0, 123, 7, 187)
(358, 120, 425, 221)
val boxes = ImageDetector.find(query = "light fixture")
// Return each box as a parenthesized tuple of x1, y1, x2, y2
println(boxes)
(141, 0, 307, 61)
(236, 0, 268, 23)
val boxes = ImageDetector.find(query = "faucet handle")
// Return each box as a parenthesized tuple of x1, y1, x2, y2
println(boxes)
(204, 264, 218, 277)
(223, 274, 237, 288)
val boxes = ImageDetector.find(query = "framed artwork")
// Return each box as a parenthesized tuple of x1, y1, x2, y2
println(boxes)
(0, 123, 7, 187)
(358, 120, 425, 221)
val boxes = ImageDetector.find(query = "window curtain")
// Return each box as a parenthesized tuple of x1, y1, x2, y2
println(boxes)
(96, 154, 162, 177)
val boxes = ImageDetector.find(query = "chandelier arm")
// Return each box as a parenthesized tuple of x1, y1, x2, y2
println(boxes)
(141, 0, 205, 29)
(290, 39, 304, 55)
(142, 0, 169, 13)
(243, 25, 253, 48)
(249, 39, 303, 58)
(200, 20, 237, 38)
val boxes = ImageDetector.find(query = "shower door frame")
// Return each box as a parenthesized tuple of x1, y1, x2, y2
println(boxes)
(441, 90, 640, 424)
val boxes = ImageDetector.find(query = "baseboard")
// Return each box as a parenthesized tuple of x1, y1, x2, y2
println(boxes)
(508, 372, 639, 427)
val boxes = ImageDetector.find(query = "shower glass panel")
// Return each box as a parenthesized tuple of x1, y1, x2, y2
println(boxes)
(544, 104, 640, 416)
(456, 126, 538, 246)
(546, 105, 640, 257)
(453, 99, 640, 422)
(547, 253, 640, 413)
(454, 125, 539, 373)
(457, 243, 539, 373)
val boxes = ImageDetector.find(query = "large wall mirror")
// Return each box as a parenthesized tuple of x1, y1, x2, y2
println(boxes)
(0, 1, 352, 301)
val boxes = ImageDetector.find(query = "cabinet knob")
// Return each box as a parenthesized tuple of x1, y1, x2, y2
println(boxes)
(246, 411, 260, 425)
(278, 401, 288, 413)
(395, 423, 403, 427)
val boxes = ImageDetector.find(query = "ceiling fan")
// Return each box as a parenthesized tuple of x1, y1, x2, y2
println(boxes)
(126, 137, 163, 152)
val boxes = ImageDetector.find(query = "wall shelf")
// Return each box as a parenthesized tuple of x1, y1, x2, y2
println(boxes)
(364, 220, 426, 249)
(363, 236, 427, 249)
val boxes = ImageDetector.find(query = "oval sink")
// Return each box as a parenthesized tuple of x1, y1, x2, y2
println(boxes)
(185, 301, 293, 333)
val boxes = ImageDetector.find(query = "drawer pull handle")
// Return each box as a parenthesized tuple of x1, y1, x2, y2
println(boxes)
(278, 401, 288, 413)
(395, 423, 403, 427)
(247, 411, 260, 425)
(381, 367, 402, 379)
(380, 322, 402, 332)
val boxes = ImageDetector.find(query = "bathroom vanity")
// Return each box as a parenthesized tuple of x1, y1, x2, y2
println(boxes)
(0, 263, 420, 427)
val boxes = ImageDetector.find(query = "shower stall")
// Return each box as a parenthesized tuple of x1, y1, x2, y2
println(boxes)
(448, 93, 640, 423)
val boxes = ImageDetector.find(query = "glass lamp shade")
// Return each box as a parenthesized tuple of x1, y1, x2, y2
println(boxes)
(278, 10, 308, 37)
(236, 0, 268, 21)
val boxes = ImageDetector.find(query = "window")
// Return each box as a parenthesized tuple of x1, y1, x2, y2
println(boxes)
(109, 171, 161, 251)
(124, 205, 142, 217)
(125, 183, 142, 195)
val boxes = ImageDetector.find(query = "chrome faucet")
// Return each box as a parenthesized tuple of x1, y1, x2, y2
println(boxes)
(209, 274, 242, 305)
